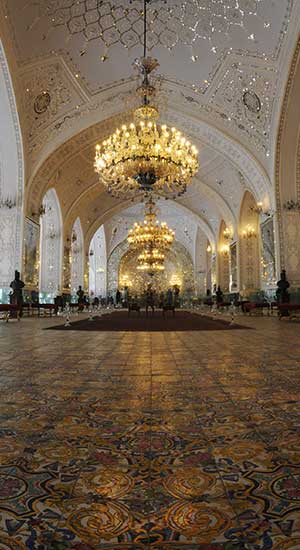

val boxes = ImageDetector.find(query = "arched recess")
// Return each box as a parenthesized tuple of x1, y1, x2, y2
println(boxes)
(276, 37, 300, 287)
(194, 227, 210, 296)
(217, 220, 230, 293)
(89, 225, 107, 298)
(108, 239, 195, 297)
(70, 217, 84, 294)
(27, 105, 271, 231)
(238, 191, 261, 295)
(39, 188, 63, 298)
(0, 41, 24, 301)
(84, 197, 216, 257)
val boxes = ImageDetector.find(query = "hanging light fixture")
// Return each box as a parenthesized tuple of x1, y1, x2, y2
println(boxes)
(94, 0, 198, 199)
(127, 196, 175, 252)
(137, 248, 165, 273)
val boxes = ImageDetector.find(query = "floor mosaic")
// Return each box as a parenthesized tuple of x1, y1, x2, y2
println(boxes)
(0, 314, 300, 549)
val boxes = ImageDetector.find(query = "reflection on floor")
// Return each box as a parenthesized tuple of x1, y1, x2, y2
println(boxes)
(0, 314, 300, 550)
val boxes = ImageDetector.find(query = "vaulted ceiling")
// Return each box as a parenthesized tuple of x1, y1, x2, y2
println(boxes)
(1, 0, 300, 248)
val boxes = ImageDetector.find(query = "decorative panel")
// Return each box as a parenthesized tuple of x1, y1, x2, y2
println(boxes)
(70, 217, 84, 293)
(89, 224, 107, 297)
(39, 189, 63, 296)
(24, 218, 39, 288)
(230, 242, 238, 292)
(260, 217, 276, 289)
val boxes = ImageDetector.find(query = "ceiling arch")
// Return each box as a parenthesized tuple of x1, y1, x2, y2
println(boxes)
(27, 104, 272, 211)
(2, 0, 300, 184)
(26, 105, 271, 243)
(2, 0, 300, 259)
(86, 198, 216, 255)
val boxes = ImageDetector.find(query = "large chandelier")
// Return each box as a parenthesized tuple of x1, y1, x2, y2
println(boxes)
(94, 0, 198, 199)
(127, 197, 175, 252)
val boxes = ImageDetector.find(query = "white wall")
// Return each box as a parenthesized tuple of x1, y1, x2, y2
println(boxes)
(0, 41, 24, 295)
(89, 224, 107, 297)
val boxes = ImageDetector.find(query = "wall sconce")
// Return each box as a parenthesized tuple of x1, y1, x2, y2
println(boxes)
(250, 202, 273, 216)
(207, 244, 212, 253)
(0, 196, 17, 209)
(283, 200, 300, 211)
(220, 244, 230, 256)
(32, 203, 49, 218)
(223, 227, 233, 241)
(242, 225, 256, 239)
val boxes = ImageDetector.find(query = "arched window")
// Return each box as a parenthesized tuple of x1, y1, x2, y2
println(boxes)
(39, 188, 63, 300)
(89, 225, 107, 298)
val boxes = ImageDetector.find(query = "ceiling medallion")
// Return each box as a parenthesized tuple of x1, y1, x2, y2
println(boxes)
(242, 90, 261, 113)
(94, 1, 198, 198)
(34, 92, 51, 114)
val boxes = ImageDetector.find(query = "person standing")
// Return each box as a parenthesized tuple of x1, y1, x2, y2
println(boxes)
(276, 270, 290, 303)
(116, 288, 121, 306)
(167, 288, 173, 306)
(77, 285, 85, 311)
(216, 285, 223, 304)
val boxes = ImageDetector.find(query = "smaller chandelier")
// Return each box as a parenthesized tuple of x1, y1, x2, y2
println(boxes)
(127, 197, 175, 251)
(137, 248, 165, 272)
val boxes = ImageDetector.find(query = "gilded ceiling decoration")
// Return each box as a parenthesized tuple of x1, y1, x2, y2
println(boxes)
(1, 0, 299, 254)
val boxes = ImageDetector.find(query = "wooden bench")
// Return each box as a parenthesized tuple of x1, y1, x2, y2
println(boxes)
(128, 303, 140, 316)
(0, 304, 20, 322)
(31, 303, 58, 316)
(217, 301, 232, 311)
(278, 303, 300, 319)
(162, 305, 175, 317)
(244, 302, 270, 315)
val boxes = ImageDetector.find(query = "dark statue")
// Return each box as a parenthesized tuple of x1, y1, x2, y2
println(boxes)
(216, 285, 223, 304)
(276, 269, 290, 304)
(10, 270, 25, 315)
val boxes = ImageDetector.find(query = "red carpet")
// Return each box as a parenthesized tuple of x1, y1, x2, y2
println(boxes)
(47, 310, 249, 332)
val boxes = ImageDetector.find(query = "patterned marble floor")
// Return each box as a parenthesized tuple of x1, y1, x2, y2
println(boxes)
(1, 314, 300, 550)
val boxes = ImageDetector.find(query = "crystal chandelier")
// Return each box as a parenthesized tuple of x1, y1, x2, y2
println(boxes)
(137, 248, 165, 273)
(94, 0, 198, 199)
(127, 197, 175, 252)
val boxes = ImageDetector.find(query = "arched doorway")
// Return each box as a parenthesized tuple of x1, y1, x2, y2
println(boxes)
(108, 240, 195, 299)
(238, 191, 261, 296)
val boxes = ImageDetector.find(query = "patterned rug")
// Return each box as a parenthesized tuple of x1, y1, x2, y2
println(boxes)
(46, 310, 250, 331)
